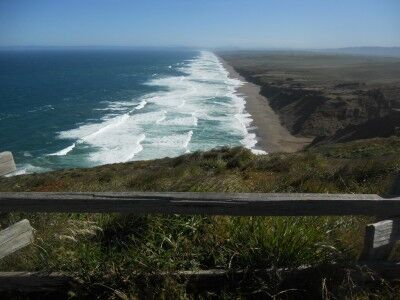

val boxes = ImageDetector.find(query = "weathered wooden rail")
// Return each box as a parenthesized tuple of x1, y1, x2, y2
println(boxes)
(0, 192, 399, 216)
(0, 192, 399, 294)
(0, 219, 33, 260)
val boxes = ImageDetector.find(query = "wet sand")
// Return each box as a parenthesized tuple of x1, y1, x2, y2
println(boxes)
(218, 56, 311, 153)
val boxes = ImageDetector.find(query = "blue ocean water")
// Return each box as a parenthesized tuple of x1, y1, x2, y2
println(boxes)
(0, 49, 259, 174)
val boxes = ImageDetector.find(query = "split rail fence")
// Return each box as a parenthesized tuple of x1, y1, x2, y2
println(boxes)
(0, 192, 399, 292)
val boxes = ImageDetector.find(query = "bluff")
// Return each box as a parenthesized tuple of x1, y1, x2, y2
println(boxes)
(221, 51, 400, 145)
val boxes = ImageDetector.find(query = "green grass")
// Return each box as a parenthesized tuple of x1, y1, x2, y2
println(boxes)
(309, 137, 400, 159)
(0, 137, 400, 298)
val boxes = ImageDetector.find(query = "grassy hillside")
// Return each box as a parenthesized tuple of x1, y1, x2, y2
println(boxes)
(2, 137, 400, 194)
(1, 137, 400, 298)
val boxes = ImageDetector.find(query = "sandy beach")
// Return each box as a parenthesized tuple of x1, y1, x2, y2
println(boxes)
(218, 56, 311, 153)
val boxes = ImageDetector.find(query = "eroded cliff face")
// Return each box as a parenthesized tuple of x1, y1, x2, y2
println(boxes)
(233, 67, 400, 143)
(258, 82, 394, 137)
(310, 110, 400, 146)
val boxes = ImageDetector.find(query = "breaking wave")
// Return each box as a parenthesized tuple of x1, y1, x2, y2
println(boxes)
(48, 143, 76, 156)
(50, 51, 262, 167)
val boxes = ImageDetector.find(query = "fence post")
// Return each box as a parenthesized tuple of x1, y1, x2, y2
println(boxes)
(359, 217, 400, 261)
(0, 152, 16, 177)
(0, 219, 34, 259)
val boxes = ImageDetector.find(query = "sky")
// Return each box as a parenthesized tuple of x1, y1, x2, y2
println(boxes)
(0, 0, 399, 49)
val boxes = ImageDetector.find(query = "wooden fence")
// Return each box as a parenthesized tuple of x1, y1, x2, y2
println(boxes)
(0, 192, 399, 293)
(0, 152, 16, 177)
(1, 192, 399, 216)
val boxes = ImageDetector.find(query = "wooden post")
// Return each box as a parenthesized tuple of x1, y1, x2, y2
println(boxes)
(0, 151, 16, 176)
(0, 219, 34, 259)
(359, 217, 400, 261)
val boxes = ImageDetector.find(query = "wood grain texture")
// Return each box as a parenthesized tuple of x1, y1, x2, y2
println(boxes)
(0, 152, 13, 164)
(0, 192, 399, 216)
(0, 152, 16, 176)
(359, 217, 400, 261)
(0, 219, 34, 259)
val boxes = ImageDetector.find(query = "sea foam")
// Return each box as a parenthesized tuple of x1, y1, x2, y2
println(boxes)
(51, 51, 264, 166)
(48, 143, 76, 156)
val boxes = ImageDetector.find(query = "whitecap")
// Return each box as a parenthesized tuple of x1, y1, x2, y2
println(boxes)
(23, 151, 32, 157)
(183, 130, 193, 149)
(48, 143, 76, 156)
(134, 100, 147, 110)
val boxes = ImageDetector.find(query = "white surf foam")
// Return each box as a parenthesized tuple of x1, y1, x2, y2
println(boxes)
(125, 134, 146, 161)
(23, 151, 32, 157)
(183, 130, 193, 149)
(53, 50, 264, 167)
(155, 111, 167, 124)
(6, 164, 50, 177)
(48, 143, 76, 156)
(146, 131, 193, 149)
(158, 114, 198, 126)
(134, 100, 147, 110)
(95, 99, 147, 112)
(57, 112, 149, 164)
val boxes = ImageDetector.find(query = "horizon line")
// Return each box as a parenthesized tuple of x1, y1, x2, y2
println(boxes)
(1, 45, 400, 50)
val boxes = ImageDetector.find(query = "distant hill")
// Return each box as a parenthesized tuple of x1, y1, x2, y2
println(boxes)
(317, 47, 400, 58)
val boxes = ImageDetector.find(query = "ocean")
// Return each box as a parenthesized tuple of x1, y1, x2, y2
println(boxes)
(0, 49, 259, 175)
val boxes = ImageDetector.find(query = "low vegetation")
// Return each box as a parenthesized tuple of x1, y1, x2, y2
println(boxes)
(1, 137, 400, 298)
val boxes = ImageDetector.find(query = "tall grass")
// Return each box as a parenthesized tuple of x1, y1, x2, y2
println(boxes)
(0, 137, 399, 298)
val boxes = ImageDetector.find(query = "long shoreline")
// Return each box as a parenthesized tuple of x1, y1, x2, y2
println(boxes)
(218, 55, 311, 153)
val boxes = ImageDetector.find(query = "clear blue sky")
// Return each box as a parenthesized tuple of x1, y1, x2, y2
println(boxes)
(0, 0, 399, 48)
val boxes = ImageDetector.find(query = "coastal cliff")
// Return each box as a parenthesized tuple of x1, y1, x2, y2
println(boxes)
(259, 82, 393, 137)
(221, 51, 400, 144)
